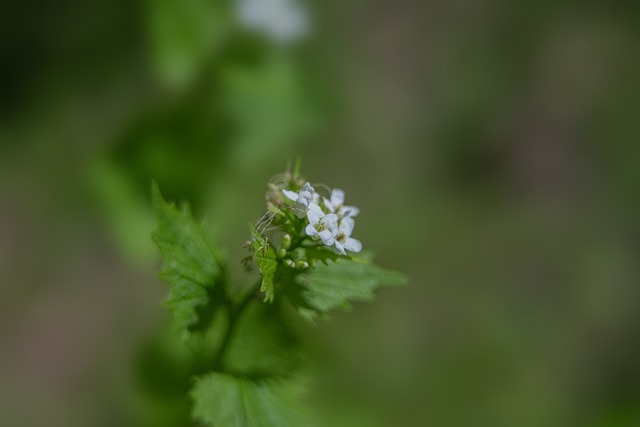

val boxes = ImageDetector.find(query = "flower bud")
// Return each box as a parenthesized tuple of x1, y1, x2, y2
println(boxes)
(283, 258, 296, 268)
(295, 260, 309, 270)
(277, 248, 287, 259)
(282, 234, 292, 249)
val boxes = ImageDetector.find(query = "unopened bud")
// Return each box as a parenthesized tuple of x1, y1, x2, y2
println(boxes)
(282, 234, 292, 250)
(283, 258, 296, 268)
(277, 248, 287, 259)
(296, 260, 309, 270)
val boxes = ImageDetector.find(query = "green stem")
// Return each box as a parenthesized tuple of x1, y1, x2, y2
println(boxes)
(213, 279, 262, 370)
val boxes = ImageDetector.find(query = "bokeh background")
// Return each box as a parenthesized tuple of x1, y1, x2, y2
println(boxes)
(1, 0, 639, 426)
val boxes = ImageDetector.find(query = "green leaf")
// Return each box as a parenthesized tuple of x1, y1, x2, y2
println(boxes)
(151, 182, 223, 335)
(303, 246, 353, 265)
(90, 159, 156, 264)
(250, 225, 278, 303)
(223, 55, 317, 168)
(222, 302, 301, 377)
(290, 254, 407, 317)
(191, 372, 311, 427)
(146, 0, 229, 88)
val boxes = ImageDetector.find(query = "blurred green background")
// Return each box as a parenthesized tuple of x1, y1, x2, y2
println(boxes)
(1, 0, 639, 426)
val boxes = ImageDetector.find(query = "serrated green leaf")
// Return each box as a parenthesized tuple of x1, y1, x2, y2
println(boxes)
(303, 246, 353, 265)
(151, 182, 222, 334)
(290, 254, 407, 317)
(191, 372, 310, 427)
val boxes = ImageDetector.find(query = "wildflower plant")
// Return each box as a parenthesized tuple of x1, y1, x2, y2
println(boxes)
(150, 160, 406, 426)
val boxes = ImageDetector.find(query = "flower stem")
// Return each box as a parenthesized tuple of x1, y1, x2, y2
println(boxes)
(213, 279, 262, 371)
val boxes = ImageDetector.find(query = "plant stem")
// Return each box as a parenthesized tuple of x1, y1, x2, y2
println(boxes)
(213, 279, 262, 370)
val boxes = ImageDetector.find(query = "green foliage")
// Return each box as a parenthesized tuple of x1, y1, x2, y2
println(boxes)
(146, 0, 229, 87)
(151, 176, 406, 426)
(290, 252, 407, 317)
(303, 246, 351, 265)
(221, 54, 318, 167)
(132, 321, 225, 427)
(222, 302, 301, 377)
(151, 182, 224, 335)
(191, 372, 311, 427)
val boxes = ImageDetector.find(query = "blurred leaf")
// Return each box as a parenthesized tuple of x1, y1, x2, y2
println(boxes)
(91, 159, 156, 263)
(191, 372, 310, 427)
(151, 182, 224, 335)
(146, 0, 229, 87)
(111, 97, 228, 208)
(222, 302, 301, 377)
(289, 253, 407, 317)
(132, 322, 224, 427)
(222, 54, 317, 167)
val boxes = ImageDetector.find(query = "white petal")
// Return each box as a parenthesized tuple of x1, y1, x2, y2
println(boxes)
(340, 205, 360, 217)
(283, 189, 299, 201)
(305, 224, 318, 237)
(334, 240, 346, 255)
(322, 213, 339, 233)
(308, 202, 324, 215)
(307, 203, 324, 224)
(342, 237, 362, 253)
(297, 197, 310, 210)
(339, 217, 355, 236)
(323, 197, 335, 213)
(318, 230, 335, 246)
(323, 213, 339, 223)
(301, 182, 314, 193)
(307, 210, 320, 225)
(328, 223, 339, 235)
(331, 189, 345, 207)
(299, 190, 313, 203)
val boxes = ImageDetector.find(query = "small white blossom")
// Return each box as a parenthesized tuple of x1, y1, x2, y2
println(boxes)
(306, 201, 324, 222)
(323, 188, 359, 218)
(331, 217, 362, 255)
(305, 204, 338, 246)
(235, 0, 309, 44)
(283, 182, 315, 218)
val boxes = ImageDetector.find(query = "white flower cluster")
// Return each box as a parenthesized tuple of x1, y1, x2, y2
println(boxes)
(283, 183, 362, 255)
(235, 0, 309, 44)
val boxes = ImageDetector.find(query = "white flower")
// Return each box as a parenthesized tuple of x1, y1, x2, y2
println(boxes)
(305, 205, 338, 246)
(332, 217, 362, 255)
(283, 182, 315, 218)
(323, 188, 359, 218)
(235, 0, 309, 44)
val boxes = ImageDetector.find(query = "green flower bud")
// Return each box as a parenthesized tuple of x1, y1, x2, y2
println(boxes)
(295, 260, 309, 270)
(278, 248, 287, 259)
(283, 258, 296, 268)
(282, 234, 292, 250)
